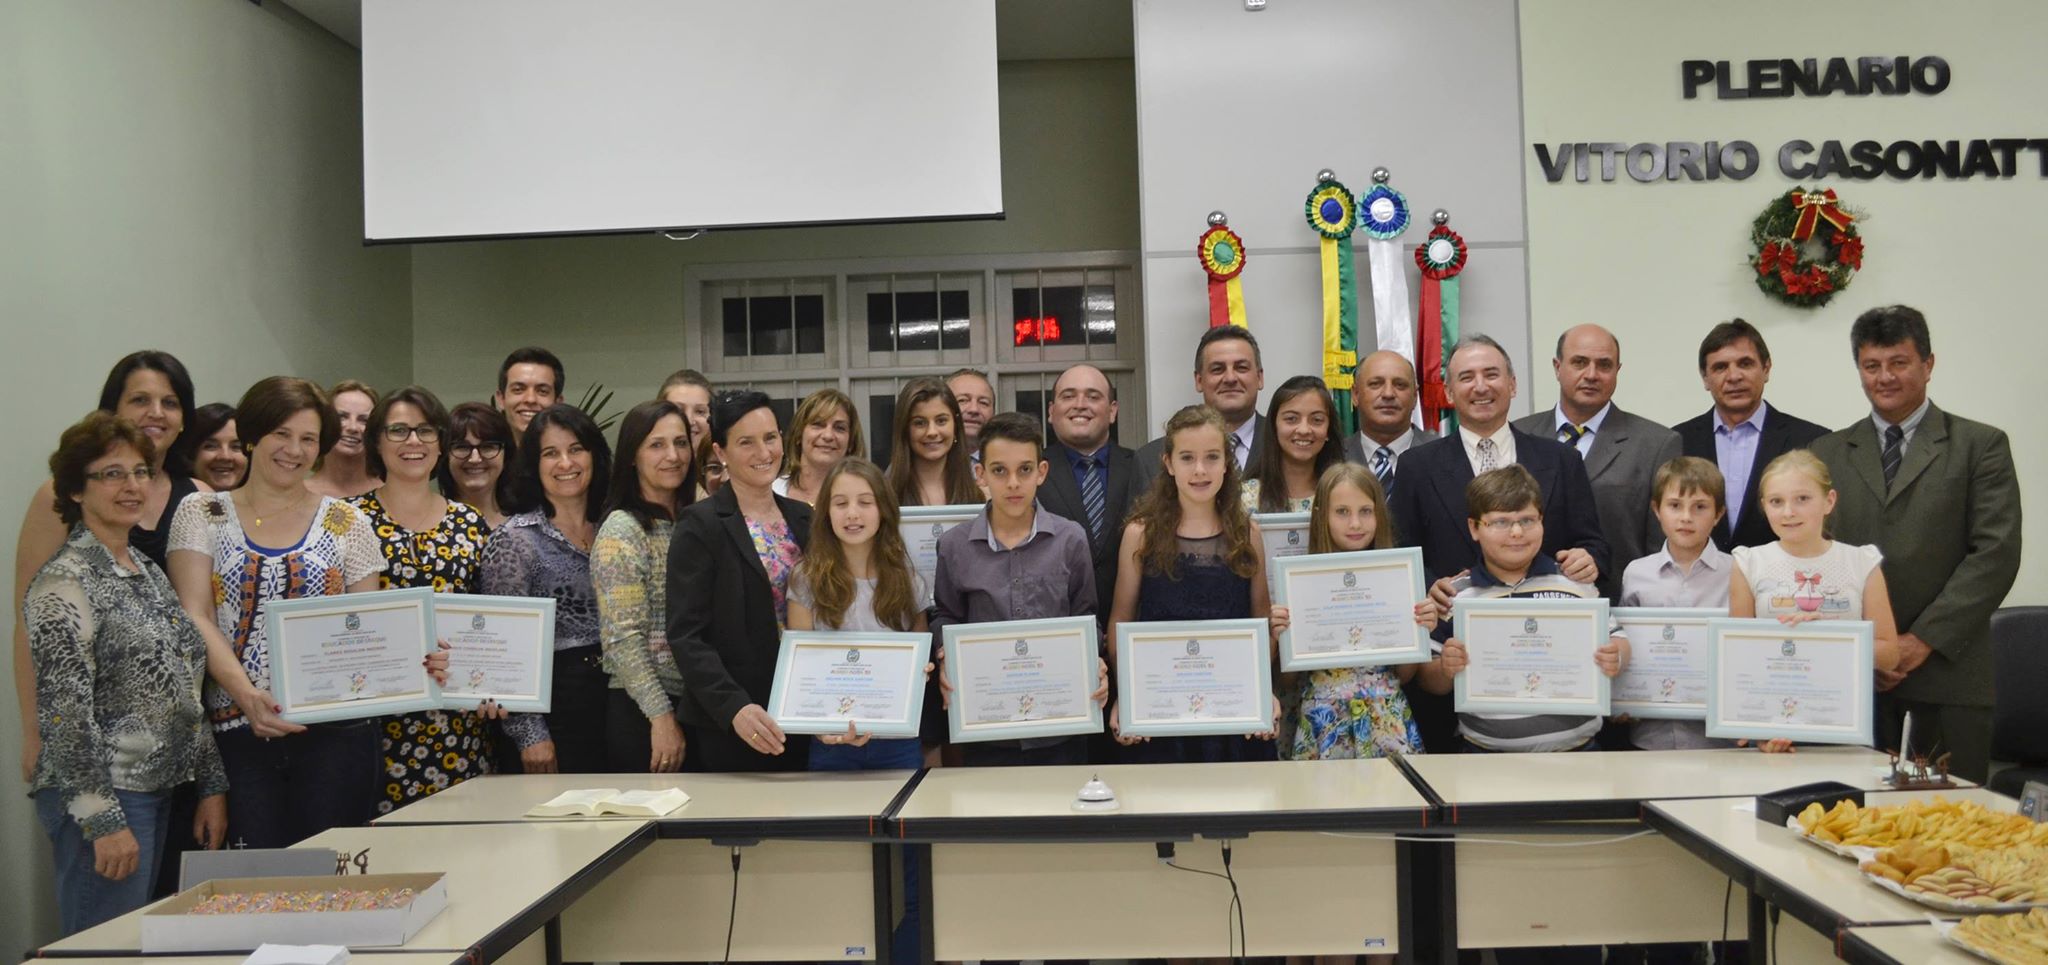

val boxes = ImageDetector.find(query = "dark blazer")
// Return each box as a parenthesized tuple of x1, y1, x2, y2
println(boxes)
(1342, 426, 1440, 498)
(1809, 405, 2022, 707)
(1037, 439, 1138, 629)
(1674, 403, 1829, 550)
(1131, 413, 1268, 496)
(1514, 405, 1682, 599)
(665, 485, 814, 730)
(1389, 427, 1611, 586)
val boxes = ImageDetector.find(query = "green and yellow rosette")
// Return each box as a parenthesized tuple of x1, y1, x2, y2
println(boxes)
(1304, 169, 1360, 436)
(1197, 211, 1248, 329)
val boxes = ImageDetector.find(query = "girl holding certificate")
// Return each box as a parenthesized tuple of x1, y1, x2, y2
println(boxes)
(1108, 405, 1279, 762)
(1242, 376, 1346, 513)
(1730, 452, 1901, 670)
(593, 400, 698, 773)
(883, 377, 981, 508)
(1268, 464, 1436, 760)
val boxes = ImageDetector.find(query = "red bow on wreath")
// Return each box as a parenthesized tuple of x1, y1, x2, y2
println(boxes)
(1788, 189, 1853, 242)
(1756, 241, 1795, 277)
(1781, 266, 1835, 296)
(1831, 233, 1865, 270)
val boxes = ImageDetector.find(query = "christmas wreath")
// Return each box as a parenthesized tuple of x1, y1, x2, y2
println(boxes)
(1750, 187, 1864, 308)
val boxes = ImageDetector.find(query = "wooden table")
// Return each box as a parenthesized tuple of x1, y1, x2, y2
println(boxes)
(893, 759, 1433, 962)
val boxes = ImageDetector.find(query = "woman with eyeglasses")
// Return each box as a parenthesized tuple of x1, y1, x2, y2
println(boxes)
(348, 387, 505, 813)
(27, 412, 226, 935)
(695, 433, 728, 499)
(435, 403, 517, 531)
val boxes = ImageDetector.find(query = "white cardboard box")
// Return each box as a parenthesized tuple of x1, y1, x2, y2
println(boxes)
(141, 873, 447, 953)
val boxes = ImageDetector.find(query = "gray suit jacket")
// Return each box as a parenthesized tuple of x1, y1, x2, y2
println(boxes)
(1809, 404, 2022, 707)
(1341, 427, 1440, 496)
(1131, 413, 1267, 498)
(1514, 404, 1682, 600)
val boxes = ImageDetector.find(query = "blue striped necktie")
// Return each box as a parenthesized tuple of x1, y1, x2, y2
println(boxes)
(1081, 453, 1107, 541)
(1373, 446, 1394, 492)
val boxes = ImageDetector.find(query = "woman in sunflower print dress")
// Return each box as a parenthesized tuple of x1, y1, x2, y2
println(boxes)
(348, 387, 503, 815)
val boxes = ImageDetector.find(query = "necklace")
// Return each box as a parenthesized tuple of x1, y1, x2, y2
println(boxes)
(244, 488, 309, 527)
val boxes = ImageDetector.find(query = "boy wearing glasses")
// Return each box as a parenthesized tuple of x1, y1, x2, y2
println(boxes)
(1416, 465, 1629, 756)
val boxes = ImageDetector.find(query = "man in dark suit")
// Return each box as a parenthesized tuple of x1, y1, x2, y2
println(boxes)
(1132, 325, 1267, 494)
(1390, 335, 1609, 755)
(1341, 350, 1438, 498)
(1036, 364, 1137, 632)
(1810, 306, 2021, 783)
(1513, 324, 1681, 600)
(1672, 319, 1828, 550)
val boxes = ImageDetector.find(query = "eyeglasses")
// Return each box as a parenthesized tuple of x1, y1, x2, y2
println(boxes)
(85, 465, 157, 484)
(382, 424, 442, 443)
(1477, 516, 1542, 533)
(449, 442, 504, 460)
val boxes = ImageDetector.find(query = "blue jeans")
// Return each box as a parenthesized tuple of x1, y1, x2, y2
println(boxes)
(37, 788, 172, 937)
(809, 736, 922, 965)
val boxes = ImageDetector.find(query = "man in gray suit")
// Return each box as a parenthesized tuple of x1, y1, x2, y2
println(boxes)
(1132, 325, 1267, 494)
(1513, 324, 1681, 601)
(1340, 350, 1438, 496)
(1810, 306, 2021, 783)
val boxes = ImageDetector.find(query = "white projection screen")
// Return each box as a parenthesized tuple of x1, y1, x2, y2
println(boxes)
(361, 0, 1003, 243)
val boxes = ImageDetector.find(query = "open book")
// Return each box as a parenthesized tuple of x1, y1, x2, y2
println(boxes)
(525, 787, 691, 817)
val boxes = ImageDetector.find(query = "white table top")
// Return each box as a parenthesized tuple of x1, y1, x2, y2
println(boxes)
(1647, 787, 2016, 929)
(1842, 924, 1982, 965)
(895, 759, 1429, 830)
(41, 821, 648, 955)
(21, 958, 463, 965)
(1406, 746, 1902, 814)
(373, 770, 914, 831)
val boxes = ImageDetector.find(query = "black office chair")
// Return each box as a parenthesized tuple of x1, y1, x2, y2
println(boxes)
(1987, 606, 2048, 797)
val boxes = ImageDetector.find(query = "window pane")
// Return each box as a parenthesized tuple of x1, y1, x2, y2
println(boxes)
(750, 296, 794, 356)
(895, 292, 939, 352)
(1011, 284, 1087, 347)
(1013, 389, 1049, 432)
(767, 397, 796, 430)
(940, 290, 971, 351)
(722, 296, 749, 357)
(868, 394, 897, 469)
(795, 294, 825, 355)
(867, 292, 896, 352)
(1084, 283, 1117, 345)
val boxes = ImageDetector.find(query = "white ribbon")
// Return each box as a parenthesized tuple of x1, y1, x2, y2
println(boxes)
(1366, 236, 1414, 365)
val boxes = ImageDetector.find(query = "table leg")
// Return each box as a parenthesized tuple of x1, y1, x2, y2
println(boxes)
(871, 843, 893, 965)
(914, 843, 935, 965)
(1746, 891, 1766, 953)
(544, 915, 562, 965)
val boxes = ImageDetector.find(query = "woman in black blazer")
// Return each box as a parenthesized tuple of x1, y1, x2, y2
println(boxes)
(665, 390, 813, 772)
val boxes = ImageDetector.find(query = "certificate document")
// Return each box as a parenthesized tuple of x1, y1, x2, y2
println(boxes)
(1252, 511, 1311, 593)
(943, 616, 1102, 743)
(900, 504, 981, 593)
(768, 630, 932, 739)
(431, 595, 556, 712)
(1610, 608, 1721, 720)
(1114, 618, 1273, 738)
(266, 587, 440, 724)
(1452, 597, 1611, 716)
(1706, 618, 1874, 745)
(1271, 548, 1429, 671)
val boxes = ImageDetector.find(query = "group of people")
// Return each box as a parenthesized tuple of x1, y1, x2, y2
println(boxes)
(13, 303, 2021, 957)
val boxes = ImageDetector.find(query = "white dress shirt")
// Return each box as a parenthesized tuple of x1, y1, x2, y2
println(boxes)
(1457, 422, 1517, 476)
(1550, 402, 1613, 459)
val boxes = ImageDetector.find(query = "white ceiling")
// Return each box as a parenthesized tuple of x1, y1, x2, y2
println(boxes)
(275, 0, 1134, 60)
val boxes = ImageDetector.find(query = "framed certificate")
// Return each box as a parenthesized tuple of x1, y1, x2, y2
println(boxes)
(1610, 607, 1721, 720)
(942, 616, 1103, 744)
(1451, 597, 1612, 716)
(1705, 618, 1874, 745)
(1271, 548, 1430, 671)
(266, 587, 441, 724)
(767, 630, 933, 739)
(1252, 511, 1311, 593)
(1114, 618, 1274, 738)
(431, 594, 556, 712)
(900, 504, 981, 592)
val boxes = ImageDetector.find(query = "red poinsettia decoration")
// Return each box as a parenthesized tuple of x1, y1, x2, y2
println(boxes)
(1831, 234, 1865, 270)
(1755, 241, 1793, 277)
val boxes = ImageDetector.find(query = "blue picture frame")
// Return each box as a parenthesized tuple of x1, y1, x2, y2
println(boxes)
(942, 616, 1103, 744)
(768, 629, 934, 739)
(1251, 511, 1312, 594)
(1271, 547, 1430, 671)
(900, 503, 983, 592)
(1610, 607, 1724, 721)
(430, 593, 557, 713)
(1451, 597, 1613, 717)
(1705, 618, 1875, 745)
(265, 586, 441, 724)
(1114, 618, 1274, 738)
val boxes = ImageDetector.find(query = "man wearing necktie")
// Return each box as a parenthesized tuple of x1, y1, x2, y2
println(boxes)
(1514, 324, 1681, 601)
(1342, 350, 1438, 497)
(1036, 364, 1138, 636)
(1811, 306, 2020, 783)
(1132, 326, 1268, 494)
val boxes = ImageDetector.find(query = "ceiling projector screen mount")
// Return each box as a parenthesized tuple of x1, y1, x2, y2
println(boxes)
(361, 0, 1004, 244)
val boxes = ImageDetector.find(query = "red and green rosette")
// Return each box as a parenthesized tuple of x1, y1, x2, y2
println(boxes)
(1197, 212, 1248, 329)
(1414, 213, 1469, 432)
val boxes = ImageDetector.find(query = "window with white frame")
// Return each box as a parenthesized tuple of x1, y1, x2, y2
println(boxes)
(687, 254, 1145, 468)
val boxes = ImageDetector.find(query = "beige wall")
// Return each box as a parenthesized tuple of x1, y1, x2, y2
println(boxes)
(0, 1, 412, 949)
(409, 58, 1140, 407)
(1521, 0, 2044, 604)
